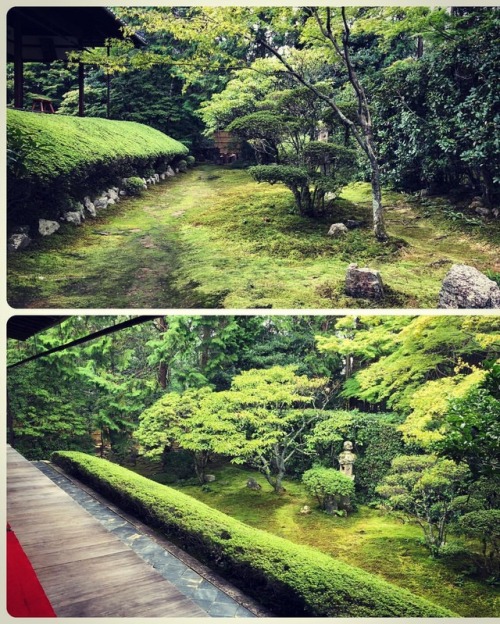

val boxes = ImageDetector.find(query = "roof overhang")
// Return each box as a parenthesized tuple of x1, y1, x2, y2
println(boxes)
(7, 6, 146, 63)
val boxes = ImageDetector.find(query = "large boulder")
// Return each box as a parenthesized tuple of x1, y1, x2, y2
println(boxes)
(345, 263, 384, 299)
(438, 264, 500, 308)
(8, 233, 31, 252)
(327, 223, 348, 237)
(39, 219, 60, 236)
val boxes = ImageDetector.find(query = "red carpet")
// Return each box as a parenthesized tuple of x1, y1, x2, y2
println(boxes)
(7, 523, 57, 617)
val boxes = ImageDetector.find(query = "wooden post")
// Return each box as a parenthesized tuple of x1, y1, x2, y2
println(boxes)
(14, 27, 24, 109)
(106, 45, 111, 119)
(78, 62, 85, 117)
(7, 390, 15, 447)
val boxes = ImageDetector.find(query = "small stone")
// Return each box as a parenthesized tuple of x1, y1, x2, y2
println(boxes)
(205, 474, 216, 482)
(246, 478, 262, 491)
(475, 206, 491, 218)
(438, 264, 500, 309)
(119, 190, 127, 197)
(107, 188, 119, 201)
(8, 233, 31, 252)
(154, 173, 160, 183)
(160, 173, 166, 180)
(346, 219, 364, 229)
(166, 166, 176, 177)
(84, 201, 97, 217)
(107, 198, 116, 206)
(299, 505, 311, 515)
(469, 198, 484, 210)
(62, 211, 83, 225)
(345, 263, 384, 299)
(327, 223, 349, 237)
(39, 219, 60, 236)
(94, 197, 109, 210)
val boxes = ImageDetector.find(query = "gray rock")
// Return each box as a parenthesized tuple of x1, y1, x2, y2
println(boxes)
(438, 264, 500, 309)
(119, 190, 127, 197)
(39, 219, 60, 236)
(154, 173, 160, 183)
(107, 188, 119, 201)
(246, 478, 262, 491)
(94, 197, 109, 210)
(8, 233, 31, 252)
(327, 223, 349, 237)
(107, 198, 116, 206)
(166, 166, 176, 177)
(160, 173, 166, 181)
(346, 219, 364, 229)
(205, 474, 216, 482)
(345, 263, 384, 299)
(475, 206, 491, 218)
(62, 211, 83, 225)
(84, 201, 97, 218)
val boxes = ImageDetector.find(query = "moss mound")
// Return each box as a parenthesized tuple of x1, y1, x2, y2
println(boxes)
(7, 109, 188, 227)
(52, 451, 456, 618)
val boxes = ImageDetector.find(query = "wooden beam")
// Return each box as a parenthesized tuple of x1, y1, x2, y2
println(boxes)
(14, 27, 24, 109)
(78, 62, 84, 117)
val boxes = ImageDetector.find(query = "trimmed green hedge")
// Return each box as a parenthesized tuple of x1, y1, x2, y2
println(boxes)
(51, 451, 456, 618)
(7, 109, 188, 227)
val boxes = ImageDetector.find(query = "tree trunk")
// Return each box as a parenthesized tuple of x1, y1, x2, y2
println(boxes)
(370, 158, 388, 241)
(300, 186, 314, 217)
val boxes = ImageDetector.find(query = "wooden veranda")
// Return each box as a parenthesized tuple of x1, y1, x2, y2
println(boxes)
(6, 445, 207, 617)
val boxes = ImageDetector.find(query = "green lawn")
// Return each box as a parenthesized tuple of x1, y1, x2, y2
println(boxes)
(145, 462, 499, 617)
(8, 165, 499, 308)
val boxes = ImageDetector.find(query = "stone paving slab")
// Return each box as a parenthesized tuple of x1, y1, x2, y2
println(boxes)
(34, 461, 263, 618)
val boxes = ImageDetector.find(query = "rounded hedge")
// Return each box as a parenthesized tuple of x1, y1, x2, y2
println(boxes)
(7, 109, 188, 227)
(51, 451, 456, 618)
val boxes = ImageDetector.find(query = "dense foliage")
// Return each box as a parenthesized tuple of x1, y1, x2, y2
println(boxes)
(51, 451, 455, 617)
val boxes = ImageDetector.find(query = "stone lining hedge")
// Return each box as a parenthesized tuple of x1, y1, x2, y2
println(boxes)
(51, 451, 456, 618)
(7, 109, 188, 227)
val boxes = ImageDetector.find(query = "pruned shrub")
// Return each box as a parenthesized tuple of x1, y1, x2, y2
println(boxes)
(186, 155, 196, 167)
(51, 450, 456, 618)
(178, 159, 188, 173)
(302, 466, 355, 514)
(124, 177, 145, 196)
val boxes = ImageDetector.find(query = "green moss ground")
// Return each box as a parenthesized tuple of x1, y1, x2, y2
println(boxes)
(146, 462, 499, 617)
(8, 165, 499, 308)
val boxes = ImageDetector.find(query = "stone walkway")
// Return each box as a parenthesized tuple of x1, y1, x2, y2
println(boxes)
(34, 461, 267, 617)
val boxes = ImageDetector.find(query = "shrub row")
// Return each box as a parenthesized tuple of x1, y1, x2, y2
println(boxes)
(7, 110, 189, 227)
(51, 451, 456, 618)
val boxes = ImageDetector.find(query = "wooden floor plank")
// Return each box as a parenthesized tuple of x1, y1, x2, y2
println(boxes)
(6, 446, 207, 618)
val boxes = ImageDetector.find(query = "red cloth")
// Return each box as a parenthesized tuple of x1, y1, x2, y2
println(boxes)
(7, 523, 57, 617)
